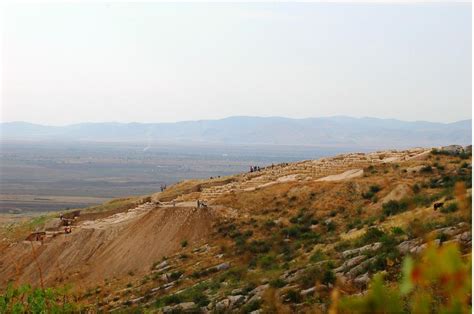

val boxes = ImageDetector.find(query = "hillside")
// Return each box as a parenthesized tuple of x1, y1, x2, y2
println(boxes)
(0, 145, 471, 313)
(1, 116, 471, 148)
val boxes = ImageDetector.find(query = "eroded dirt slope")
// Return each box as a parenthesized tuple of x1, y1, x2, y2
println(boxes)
(0, 204, 216, 287)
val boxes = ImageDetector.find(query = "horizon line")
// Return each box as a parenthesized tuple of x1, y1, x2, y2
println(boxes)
(1, 115, 472, 127)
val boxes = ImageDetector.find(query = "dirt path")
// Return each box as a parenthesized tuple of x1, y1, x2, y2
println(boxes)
(316, 169, 363, 182)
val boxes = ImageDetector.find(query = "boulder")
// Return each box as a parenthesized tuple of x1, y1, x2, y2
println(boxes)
(455, 231, 472, 247)
(231, 288, 243, 295)
(154, 260, 168, 270)
(410, 243, 427, 255)
(300, 287, 315, 296)
(435, 226, 463, 237)
(245, 294, 262, 306)
(163, 302, 196, 313)
(397, 238, 423, 254)
(353, 272, 370, 287)
(215, 299, 231, 312)
(215, 262, 230, 271)
(342, 242, 382, 258)
(284, 268, 306, 283)
(334, 255, 366, 273)
(228, 295, 246, 308)
(346, 257, 376, 279)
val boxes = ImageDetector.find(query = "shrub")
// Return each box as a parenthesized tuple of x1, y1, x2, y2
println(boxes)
(362, 185, 381, 200)
(248, 240, 271, 253)
(281, 226, 301, 238)
(322, 269, 336, 285)
(437, 232, 449, 243)
(169, 270, 183, 281)
(242, 300, 261, 312)
(420, 165, 433, 173)
(359, 227, 385, 245)
(156, 294, 182, 307)
(391, 227, 404, 235)
(406, 219, 429, 238)
(191, 291, 209, 307)
(258, 254, 277, 270)
(370, 185, 381, 193)
(264, 220, 276, 229)
(310, 249, 326, 263)
(347, 218, 363, 231)
(412, 183, 421, 194)
(0, 284, 79, 313)
(326, 221, 336, 232)
(180, 240, 188, 248)
(441, 202, 458, 213)
(284, 289, 302, 303)
(269, 278, 287, 288)
(410, 194, 430, 207)
(382, 200, 409, 216)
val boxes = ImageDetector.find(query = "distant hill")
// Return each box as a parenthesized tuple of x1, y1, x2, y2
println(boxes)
(0, 116, 471, 149)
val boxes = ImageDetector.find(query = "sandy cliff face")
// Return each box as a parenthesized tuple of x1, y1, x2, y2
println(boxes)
(0, 204, 215, 287)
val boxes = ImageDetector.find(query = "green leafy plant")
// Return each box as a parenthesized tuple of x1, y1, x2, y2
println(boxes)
(335, 242, 471, 313)
(0, 283, 79, 313)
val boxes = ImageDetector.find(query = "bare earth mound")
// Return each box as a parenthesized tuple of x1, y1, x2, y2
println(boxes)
(0, 205, 216, 287)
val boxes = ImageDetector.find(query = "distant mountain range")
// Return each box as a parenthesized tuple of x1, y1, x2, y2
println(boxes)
(0, 116, 471, 149)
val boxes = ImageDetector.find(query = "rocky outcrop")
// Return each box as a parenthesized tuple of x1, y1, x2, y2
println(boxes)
(397, 238, 424, 254)
(162, 302, 197, 313)
(342, 242, 382, 258)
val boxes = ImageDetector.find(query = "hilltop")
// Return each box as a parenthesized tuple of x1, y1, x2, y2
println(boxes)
(0, 145, 471, 313)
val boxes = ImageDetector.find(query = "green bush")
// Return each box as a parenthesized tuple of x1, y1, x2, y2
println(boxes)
(420, 165, 433, 173)
(337, 243, 471, 313)
(358, 227, 385, 246)
(362, 185, 381, 200)
(269, 278, 287, 288)
(169, 270, 183, 281)
(284, 289, 302, 303)
(441, 202, 458, 213)
(326, 221, 336, 232)
(258, 254, 277, 270)
(382, 200, 409, 216)
(310, 249, 326, 263)
(322, 269, 336, 285)
(248, 240, 271, 254)
(0, 284, 79, 313)
(264, 220, 276, 229)
(391, 227, 404, 235)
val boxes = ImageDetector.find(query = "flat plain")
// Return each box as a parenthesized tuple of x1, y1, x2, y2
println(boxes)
(0, 140, 355, 214)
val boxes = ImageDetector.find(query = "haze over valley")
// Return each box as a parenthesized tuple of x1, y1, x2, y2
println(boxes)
(0, 116, 471, 214)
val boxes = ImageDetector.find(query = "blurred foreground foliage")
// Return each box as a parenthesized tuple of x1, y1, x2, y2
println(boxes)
(335, 242, 471, 313)
(0, 283, 79, 313)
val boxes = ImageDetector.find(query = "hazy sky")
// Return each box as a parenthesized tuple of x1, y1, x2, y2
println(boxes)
(1, 2, 471, 125)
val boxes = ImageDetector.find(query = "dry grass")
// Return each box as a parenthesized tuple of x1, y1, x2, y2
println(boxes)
(153, 176, 237, 202)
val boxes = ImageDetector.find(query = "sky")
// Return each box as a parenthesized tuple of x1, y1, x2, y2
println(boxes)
(1, 2, 472, 125)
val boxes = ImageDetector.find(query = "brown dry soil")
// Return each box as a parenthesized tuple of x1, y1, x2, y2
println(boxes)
(0, 204, 216, 287)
